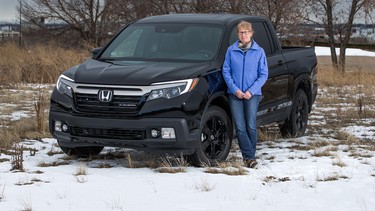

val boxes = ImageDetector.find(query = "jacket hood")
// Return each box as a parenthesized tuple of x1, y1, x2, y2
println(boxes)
(64, 59, 210, 85)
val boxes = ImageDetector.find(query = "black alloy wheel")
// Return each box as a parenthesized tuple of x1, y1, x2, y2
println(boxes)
(188, 106, 232, 166)
(280, 89, 309, 138)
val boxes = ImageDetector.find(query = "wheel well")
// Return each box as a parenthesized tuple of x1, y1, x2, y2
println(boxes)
(296, 78, 313, 112)
(210, 96, 231, 118)
(208, 95, 233, 139)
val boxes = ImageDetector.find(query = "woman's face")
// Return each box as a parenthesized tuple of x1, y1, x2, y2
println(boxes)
(237, 27, 253, 44)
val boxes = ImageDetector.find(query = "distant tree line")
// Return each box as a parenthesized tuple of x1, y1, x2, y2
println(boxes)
(19, 0, 375, 71)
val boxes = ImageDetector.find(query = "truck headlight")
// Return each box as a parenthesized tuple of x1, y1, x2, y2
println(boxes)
(147, 78, 199, 101)
(56, 75, 74, 98)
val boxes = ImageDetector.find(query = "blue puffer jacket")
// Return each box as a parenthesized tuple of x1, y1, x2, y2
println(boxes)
(222, 40, 268, 96)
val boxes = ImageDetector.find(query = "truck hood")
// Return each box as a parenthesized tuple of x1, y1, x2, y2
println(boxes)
(66, 59, 210, 85)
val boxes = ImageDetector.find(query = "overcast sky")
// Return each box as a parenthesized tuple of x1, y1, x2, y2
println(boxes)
(0, 0, 19, 22)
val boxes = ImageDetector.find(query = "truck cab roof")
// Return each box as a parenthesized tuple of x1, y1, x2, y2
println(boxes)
(136, 13, 268, 25)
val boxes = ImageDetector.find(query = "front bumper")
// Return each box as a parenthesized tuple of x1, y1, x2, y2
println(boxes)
(49, 111, 199, 155)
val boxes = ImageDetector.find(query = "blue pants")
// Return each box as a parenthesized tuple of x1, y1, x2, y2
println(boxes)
(229, 94, 261, 160)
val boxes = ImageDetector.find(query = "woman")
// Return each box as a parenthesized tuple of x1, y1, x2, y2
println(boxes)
(222, 21, 268, 168)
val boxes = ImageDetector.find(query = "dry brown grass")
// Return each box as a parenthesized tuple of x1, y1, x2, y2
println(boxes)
(317, 56, 375, 86)
(348, 150, 373, 158)
(311, 140, 331, 148)
(365, 143, 375, 151)
(37, 160, 70, 167)
(336, 131, 350, 141)
(204, 162, 248, 176)
(155, 156, 188, 173)
(258, 125, 281, 142)
(311, 148, 334, 157)
(46, 146, 63, 156)
(10, 144, 24, 171)
(0, 116, 50, 150)
(337, 134, 360, 146)
(121, 152, 160, 169)
(34, 91, 49, 134)
(332, 157, 347, 167)
(92, 163, 113, 168)
(0, 84, 51, 151)
(316, 172, 349, 182)
(263, 175, 291, 183)
(0, 128, 21, 150)
(0, 42, 89, 85)
(311, 56, 375, 137)
(194, 178, 216, 192)
(287, 144, 313, 151)
(74, 164, 88, 176)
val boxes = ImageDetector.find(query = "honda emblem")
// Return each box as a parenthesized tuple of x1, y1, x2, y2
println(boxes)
(98, 90, 113, 102)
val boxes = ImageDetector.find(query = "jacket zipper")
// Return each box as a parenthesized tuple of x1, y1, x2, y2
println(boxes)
(242, 51, 246, 92)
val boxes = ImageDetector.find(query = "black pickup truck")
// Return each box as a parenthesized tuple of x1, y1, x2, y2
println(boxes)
(49, 14, 317, 165)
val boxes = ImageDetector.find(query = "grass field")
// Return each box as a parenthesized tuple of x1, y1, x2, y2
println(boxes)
(317, 56, 375, 72)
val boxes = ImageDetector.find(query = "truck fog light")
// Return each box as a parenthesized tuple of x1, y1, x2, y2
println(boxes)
(54, 121, 62, 132)
(150, 129, 160, 138)
(161, 128, 175, 139)
(62, 124, 69, 132)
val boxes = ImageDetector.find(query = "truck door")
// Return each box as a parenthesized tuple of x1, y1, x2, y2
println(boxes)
(228, 21, 289, 125)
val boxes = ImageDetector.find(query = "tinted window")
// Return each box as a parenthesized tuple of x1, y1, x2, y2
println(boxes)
(229, 21, 275, 56)
(252, 22, 274, 56)
(101, 24, 224, 61)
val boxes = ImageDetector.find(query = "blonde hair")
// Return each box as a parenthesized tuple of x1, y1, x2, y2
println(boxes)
(237, 21, 253, 32)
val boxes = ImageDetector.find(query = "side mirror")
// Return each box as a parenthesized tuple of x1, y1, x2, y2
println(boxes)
(91, 47, 103, 59)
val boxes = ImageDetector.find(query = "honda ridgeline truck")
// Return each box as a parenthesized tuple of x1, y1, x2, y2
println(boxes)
(49, 14, 317, 165)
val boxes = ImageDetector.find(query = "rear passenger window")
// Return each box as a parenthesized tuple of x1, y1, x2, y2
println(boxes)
(229, 21, 276, 56)
(252, 22, 274, 56)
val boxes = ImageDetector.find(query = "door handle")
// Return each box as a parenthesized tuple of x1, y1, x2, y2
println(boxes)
(278, 60, 284, 66)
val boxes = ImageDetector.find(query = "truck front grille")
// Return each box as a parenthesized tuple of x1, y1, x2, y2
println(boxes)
(70, 126, 146, 140)
(75, 93, 142, 114)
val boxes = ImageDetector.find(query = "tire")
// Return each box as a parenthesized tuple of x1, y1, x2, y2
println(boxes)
(188, 106, 232, 166)
(280, 89, 309, 138)
(58, 141, 103, 158)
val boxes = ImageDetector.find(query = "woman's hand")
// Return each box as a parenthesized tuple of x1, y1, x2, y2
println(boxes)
(235, 90, 245, 99)
(243, 91, 252, 99)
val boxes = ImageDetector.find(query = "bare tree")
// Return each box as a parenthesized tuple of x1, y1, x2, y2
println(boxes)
(248, 0, 306, 35)
(306, 0, 374, 71)
(18, 0, 310, 47)
(110, 0, 231, 23)
(20, 0, 114, 46)
(108, 0, 189, 26)
(224, 0, 248, 14)
(152, 0, 188, 14)
(337, 0, 374, 71)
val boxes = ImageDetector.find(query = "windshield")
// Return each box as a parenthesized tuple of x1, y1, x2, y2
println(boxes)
(100, 24, 224, 62)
